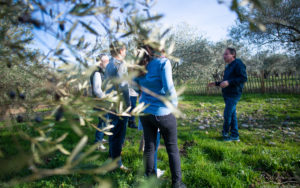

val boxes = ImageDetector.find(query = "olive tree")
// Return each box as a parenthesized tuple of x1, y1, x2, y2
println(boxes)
(0, 0, 291, 186)
(229, 0, 300, 53)
(166, 23, 211, 83)
(0, 0, 169, 186)
(167, 24, 251, 83)
(247, 51, 298, 77)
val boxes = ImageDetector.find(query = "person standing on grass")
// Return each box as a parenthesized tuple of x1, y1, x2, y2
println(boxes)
(90, 54, 109, 150)
(208, 47, 247, 141)
(105, 41, 130, 170)
(134, 45, 186, 188)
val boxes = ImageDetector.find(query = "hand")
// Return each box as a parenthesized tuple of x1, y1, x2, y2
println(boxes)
(208, 82, 215, 87)
(220, 81, 229, 88)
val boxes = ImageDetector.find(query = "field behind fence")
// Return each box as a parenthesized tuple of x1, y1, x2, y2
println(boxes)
(181, 72, 300, 95)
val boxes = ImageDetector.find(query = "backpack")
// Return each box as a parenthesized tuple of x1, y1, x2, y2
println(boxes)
(89, 67, 105, 97)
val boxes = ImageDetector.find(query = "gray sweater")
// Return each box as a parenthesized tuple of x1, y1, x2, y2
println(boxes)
(105, 58, 131, 108)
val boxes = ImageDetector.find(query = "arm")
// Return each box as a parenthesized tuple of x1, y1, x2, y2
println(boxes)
(132, 78, 141, 94)
(161, 60, 178, 107)
(228, 62, 247, 86)
(215, 81, 221, 86)
(208, 82, 220, 87)
(93, 72, 104, 98)
(116, 62, 131, 107)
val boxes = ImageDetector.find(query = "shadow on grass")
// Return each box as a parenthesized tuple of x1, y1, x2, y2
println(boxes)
(202, 145, 225, 162)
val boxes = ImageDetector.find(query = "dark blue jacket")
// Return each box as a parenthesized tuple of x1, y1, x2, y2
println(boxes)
(216, 59, 247, 97)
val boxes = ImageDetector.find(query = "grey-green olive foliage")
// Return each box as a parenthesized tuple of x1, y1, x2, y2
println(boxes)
(0, 0, 165, 186)
(229, 0, 300, 54)
(166, 24, 251, 83)
(168, 23, 298, 84)
(247, 51, 296, 77)
(169, 0, 300, 83)
(0, 1, 46, 104)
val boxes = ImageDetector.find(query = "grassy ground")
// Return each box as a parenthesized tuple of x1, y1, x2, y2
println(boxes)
(0, 94, 300, 187)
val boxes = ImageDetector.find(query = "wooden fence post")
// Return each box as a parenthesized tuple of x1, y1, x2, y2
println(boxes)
(260, 70, 265, 94)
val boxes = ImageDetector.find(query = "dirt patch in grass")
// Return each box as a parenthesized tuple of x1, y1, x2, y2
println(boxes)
(0, 104, 52, 121)
(180, 140, 196, 157)
(261, 171, 299, 186)
(178, 103, 192, 111)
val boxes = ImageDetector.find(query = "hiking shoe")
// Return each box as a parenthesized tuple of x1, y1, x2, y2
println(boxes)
(224, 136, 240, 142)
(96, 143, 106, 151)
(120, 165, 130, 172)
(172, 181, 186, 188)
(157, 168, 165, 178)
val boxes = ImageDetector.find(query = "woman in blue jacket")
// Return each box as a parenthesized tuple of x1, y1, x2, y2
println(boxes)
(134, 45, 185, 188)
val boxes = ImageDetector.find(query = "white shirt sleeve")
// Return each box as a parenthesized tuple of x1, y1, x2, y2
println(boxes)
(93, 72, 103, 98)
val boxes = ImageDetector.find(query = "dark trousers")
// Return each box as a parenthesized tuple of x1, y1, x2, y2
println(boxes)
(95, 117, 105, 143)
(107, 113, 128, 166)
(140, 113, 182, 184)
(129, 96, 138, 122)
(93, 108, 105, 143)
(153, 131, 160, 173)
(223, 96, 241, 138)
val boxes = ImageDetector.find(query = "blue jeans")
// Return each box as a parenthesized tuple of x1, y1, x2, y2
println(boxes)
(129, 96, 137, 122)
(154, 131, 160, 173)
(107, 113, 128, 166)
(223, 96, 240, 138)
(95, 117, 105, 143)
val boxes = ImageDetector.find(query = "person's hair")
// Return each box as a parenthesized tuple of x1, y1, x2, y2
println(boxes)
(110, 41, 126, 57)
(226, 47, 236, 58)
(137, 45, 154, 77)
(96, 54, 108, 62)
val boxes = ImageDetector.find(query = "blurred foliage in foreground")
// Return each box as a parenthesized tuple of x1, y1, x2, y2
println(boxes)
(0, 0, 298, 187)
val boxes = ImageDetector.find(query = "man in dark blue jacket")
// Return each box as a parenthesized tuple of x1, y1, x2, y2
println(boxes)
(208, 48, 247, 141)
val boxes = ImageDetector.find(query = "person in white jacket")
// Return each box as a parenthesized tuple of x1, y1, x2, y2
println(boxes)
(90, 54, 109, 150)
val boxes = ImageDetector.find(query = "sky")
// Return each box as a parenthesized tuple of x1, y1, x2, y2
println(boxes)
(31, 0, 238, 61)
(152, 0, 237, 42)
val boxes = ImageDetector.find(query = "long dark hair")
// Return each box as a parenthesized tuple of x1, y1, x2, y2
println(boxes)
(137, 45, 154, 77)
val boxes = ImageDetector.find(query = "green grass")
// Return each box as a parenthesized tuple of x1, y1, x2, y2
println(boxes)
(0, 94, 300, 187)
